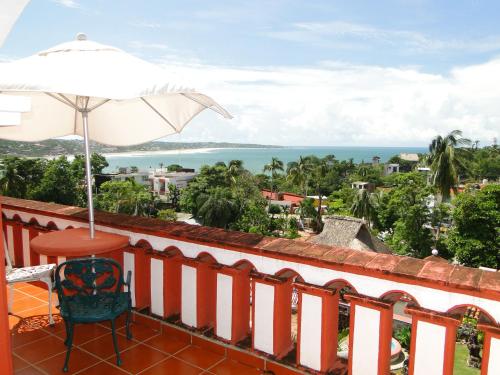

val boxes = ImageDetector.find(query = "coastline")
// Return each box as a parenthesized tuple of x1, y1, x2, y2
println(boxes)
(101, 147, 223, 158)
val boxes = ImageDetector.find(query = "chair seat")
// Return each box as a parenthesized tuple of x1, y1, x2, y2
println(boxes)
(6, 264, 56, 283)
(59, 292, 129, 323)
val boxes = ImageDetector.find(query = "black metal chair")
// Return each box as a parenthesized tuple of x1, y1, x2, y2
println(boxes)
(55, 257, 132, 372)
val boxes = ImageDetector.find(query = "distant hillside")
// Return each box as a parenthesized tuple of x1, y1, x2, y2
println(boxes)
(0, 139, 282, 157)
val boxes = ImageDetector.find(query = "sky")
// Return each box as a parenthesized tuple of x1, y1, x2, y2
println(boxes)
(2, 0, 500, 146)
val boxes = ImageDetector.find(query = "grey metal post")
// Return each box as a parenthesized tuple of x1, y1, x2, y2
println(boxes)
(82, 110, 95, 238)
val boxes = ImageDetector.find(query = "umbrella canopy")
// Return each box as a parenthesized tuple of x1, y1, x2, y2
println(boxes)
(0, 33, 231, 145)
(0, 33, 232, 237)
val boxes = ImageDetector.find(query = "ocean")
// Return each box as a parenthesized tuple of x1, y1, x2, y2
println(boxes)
(103, 146, 427, 174)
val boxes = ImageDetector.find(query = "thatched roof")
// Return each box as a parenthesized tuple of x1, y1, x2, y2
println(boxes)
(309, 216, 392, 254)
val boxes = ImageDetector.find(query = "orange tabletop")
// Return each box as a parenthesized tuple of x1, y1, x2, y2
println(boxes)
(30, 228, 129, 257)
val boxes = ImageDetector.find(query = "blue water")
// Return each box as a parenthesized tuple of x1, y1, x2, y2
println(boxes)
(103, 146, 427, 174)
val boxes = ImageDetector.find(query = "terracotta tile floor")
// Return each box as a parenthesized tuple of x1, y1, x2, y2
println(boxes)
(8, 282, 267, 374)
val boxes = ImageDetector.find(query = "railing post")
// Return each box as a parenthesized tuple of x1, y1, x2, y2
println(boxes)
(251, 273, 293, 359)
(147, 249, 181, 319)
(3, 219, 14, 265)
(295, 282, 339, 373)
(213, 264, 251, 344)
(123, 245, 150, 309)
(345, 294, 394, 375)
(12, 220, 23, 266)
(478, 323, 500, 375)
(181, 256, 216, 329)
(0, 205, 14, 374)
(405, 305, 460, 375)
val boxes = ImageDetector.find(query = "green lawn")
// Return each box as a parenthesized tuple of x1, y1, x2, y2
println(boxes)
(453, 343, 480, 375)
(392, 343, 480, 375)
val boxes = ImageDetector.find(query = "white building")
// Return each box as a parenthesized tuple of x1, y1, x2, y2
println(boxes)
(384, 163, 400, 176)
(104, 169, 150, 186)
(150, 169, 197, 197)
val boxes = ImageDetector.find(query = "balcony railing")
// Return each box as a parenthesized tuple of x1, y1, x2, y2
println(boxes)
(2, 195, 499, 375)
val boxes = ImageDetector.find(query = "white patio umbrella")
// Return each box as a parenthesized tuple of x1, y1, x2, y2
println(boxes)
(0, 33, 232, 238)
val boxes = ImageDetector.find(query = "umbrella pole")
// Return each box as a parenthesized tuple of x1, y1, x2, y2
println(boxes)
(82, 110, 95, 239)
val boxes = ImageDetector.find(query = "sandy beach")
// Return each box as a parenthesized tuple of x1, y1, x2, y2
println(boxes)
(101, 147, 223, 158)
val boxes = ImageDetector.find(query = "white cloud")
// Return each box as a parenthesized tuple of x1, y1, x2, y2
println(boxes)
(129, 41, 170, 50)
(267, 21, 500, 54)
(52, 0, 80, 9)
(130, 21, 162, 29)
(157, 58, 500, 146)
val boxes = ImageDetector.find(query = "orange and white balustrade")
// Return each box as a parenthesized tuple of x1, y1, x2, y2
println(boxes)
(295, 282, 339, 373)
(405, 305, 460, 375)
(2, 196, 500, 375)
(251, 272, 294, 359)
(147, 247, 182, 318)
(214, 262, 251, 344)
(180, 254, 216, 328)
(345, 294, 394, 375)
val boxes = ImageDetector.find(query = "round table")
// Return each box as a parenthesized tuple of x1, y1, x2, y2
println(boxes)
(30, 228, 129, 257)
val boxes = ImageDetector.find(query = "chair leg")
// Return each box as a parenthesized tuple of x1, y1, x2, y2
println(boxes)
(62, 322, 74, 372)
(7, 284, 13, 314)
(111, 319, 122, 366)
(42, 278, 54, 325)
(125, 308, 132, 340)
(63, 320, 70, 346)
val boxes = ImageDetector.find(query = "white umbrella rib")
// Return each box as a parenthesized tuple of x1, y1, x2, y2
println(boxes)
(180, 93, 231, 118)
(140, 97, 178, 133)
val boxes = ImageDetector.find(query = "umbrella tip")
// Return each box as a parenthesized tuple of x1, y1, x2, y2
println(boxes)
(76, 32, 87, 41)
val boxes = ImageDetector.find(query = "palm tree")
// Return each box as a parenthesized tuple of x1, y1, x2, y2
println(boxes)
(197, 188, 236, 229)
(428, 130, 470, 200)
(0, 157, 26, 198)
(351, 189, 378, 228)
(263, 157, 284, 203)
(227, 160, 244, 184)
(287, 156, 312, 197)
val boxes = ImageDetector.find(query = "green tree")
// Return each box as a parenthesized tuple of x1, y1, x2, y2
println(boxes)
(263, 157, 284, 202)
(30, 156, 78, 205)
(167, 164, 183, 172)
(351, 189, 378, 228)
(196, 187, 237, 229)
(227, 160, 244, 184)
(167, 183, 180, 211)
(0, 157, 46, 198)
(95, 180, 153, 216)
(286, 156, 312, 197)
(377, 173, 436, 258)
(71, 153, 109, 180)
(428, 130, 470, 200)
(234, 200, 270, 234)
(446, 185, 499, 268)
(157, 209, 177, 221)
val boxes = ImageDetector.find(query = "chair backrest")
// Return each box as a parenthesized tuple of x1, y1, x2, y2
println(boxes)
(3, 237, 13, 272)
(55, 258, 124, 311)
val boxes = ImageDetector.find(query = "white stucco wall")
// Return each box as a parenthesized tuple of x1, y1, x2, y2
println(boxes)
(253, 282, 274, 354)
(216, 273, 233, 340)
(487, 337, 500, 375)
(299, 293, 323, 370)
(352, 305, 380, 375)
(181, 265, 197, 327)
(150, 258, 164, 316)
(413, 321, 446, 375)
